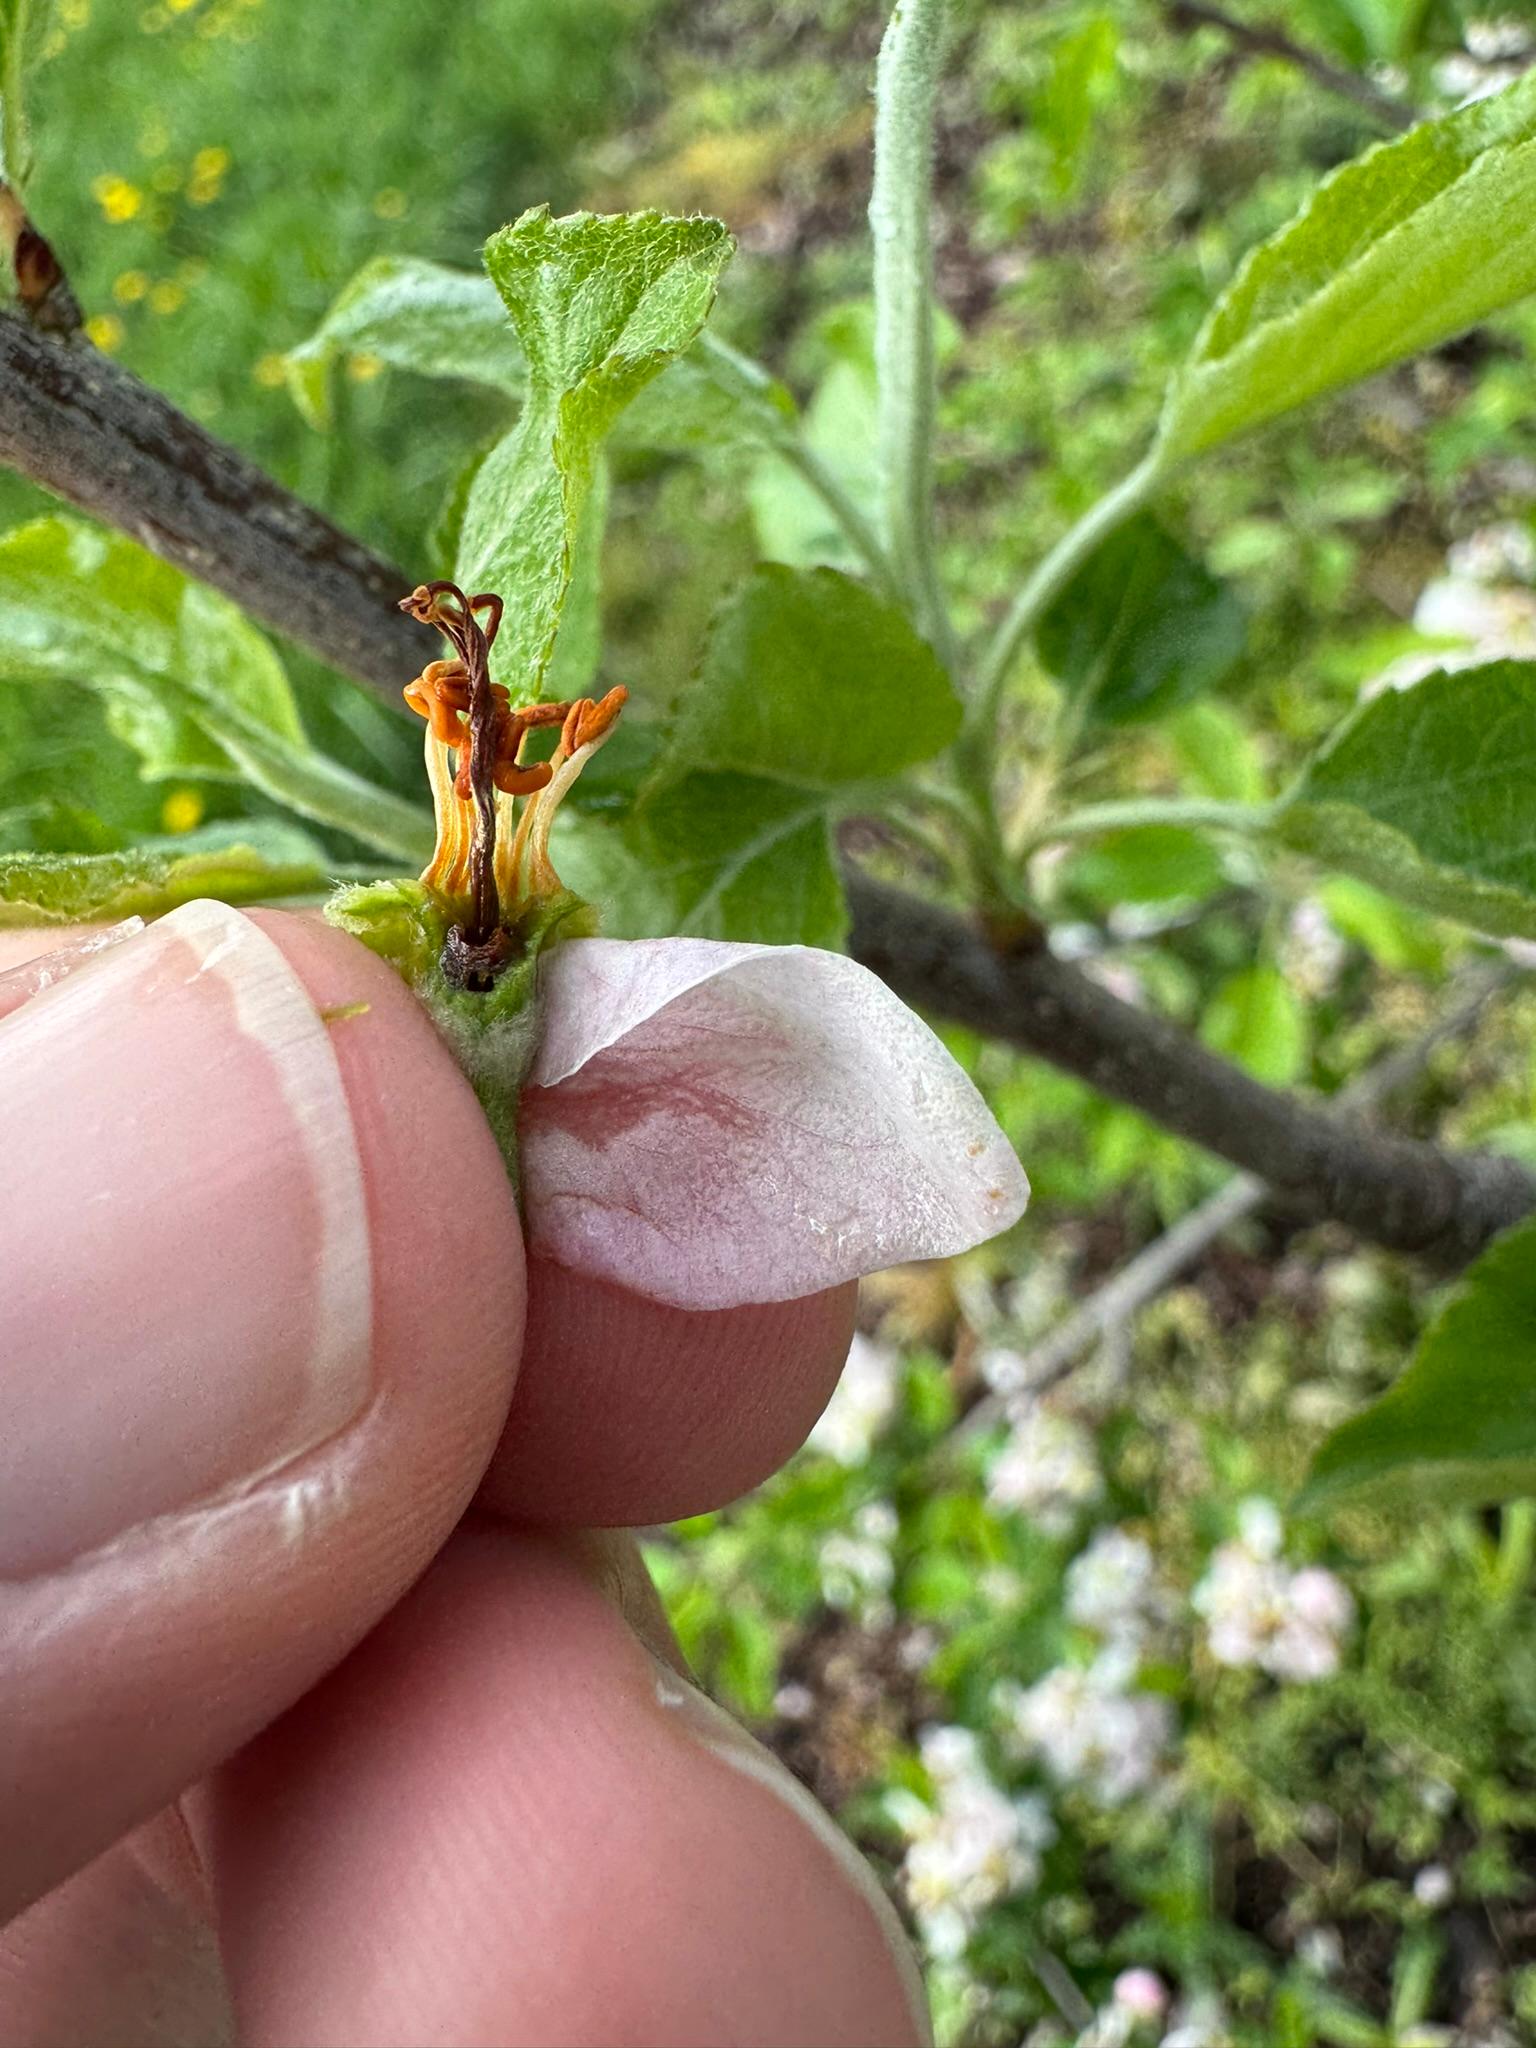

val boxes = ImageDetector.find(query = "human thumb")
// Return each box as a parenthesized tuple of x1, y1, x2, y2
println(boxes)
(0, 902, 523, 1924)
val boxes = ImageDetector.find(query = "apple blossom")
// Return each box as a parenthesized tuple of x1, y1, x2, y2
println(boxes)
(891, 1726, 1055, 1958)
(1004, 1657, 1174, 1807)
(325, 579, 1030, 1314)
(1113, 1968, 1169, 2023)
(807, 1332, 903, 1465)
(1194, 1502, 1355, 1684)
(987, 1406, 1103, 1533)
(1065, 1527, 1170, 1652)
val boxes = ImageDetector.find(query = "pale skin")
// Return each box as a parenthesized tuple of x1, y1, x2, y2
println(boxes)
(0, 915, 930, 2048)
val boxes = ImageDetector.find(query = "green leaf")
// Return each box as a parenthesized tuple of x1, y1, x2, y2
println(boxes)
(0, 518, 431, 864)
(1032, 15, 1120, 201)
(1316, 876, 1443, 974)
(0, 517, 303, 780)
(287, 257, 786, 457)
(1274, 660, 1536, 939)
(542, 456, 608, 702)
(282, 256, 524, 430)
(1063, 824, 1227, 907)
(426, 442, 493, 580)
(457, 207, 734, 704)
(556, 559, 957, 947)
(553, 772, 847, 950)
(1168, 700, 1269, 805)
(1201, 965, 1308, 1087)
(1035, 514, 1246, 725)
(0, 0, 62, 184)
(618, 334, 799, 456)
(748, 356, 878, 575)
(0, 825, 331, 926)
(667, 563, 961, 789)
(1159, 69, 1536, 462)
(1301, 1213, 1536, 1509)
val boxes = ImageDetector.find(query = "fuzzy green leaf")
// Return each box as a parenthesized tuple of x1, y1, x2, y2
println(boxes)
(0, 824, 330, 926)
(554, 772, 847, 950)
(1274, 660, 1536, 939)
(282, 256, 524, 429)
(457, 208, 734, 703)
(1036, 514, 1246, 724)
(666, 563, 961, 789)
(0, 517, 302, 779)
(0, 518, 431, 863)
(1159, 70, 1536, 461)
(619, 334, 799, 455)
(1301, 1213, 1536, 1509)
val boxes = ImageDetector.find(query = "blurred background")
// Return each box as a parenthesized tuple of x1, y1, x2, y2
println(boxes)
(9, 2, 1536, 2041)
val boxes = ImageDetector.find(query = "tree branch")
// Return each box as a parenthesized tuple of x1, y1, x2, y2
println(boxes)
(846, 879, 1535, 1266)
(0, 313, 437, 686)
(0, 310, 1528, 1265)
(1162, 0, 1418, 132)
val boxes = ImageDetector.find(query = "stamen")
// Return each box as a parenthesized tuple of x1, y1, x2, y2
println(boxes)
(399, 580, 628, 981)
(498, 686, 628, 908)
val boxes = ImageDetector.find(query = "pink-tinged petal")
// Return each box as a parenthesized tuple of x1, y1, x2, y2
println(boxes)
(521, 937, 1028, 1310)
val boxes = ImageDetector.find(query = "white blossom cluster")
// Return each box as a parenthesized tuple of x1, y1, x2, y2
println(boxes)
(817, 1500, 898, 1621)
(891, 1726, 1055, 1959)
(987, 1404, 1104, 1534)
(1004, 1655, 1175, 1807)
(1065, 1527, 1172, 1654)
(1282, 897, 1348, 1001)
(1193, 1499, 1355, 1682)
(808, 1331, 901, 1467)
(1434, 21, 1533, 103)
(1366, 521, 1536, 700)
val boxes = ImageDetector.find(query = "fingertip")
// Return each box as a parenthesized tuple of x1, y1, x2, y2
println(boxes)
(0, 907, 523, 1917)
(249, 908, 527, 1434)
(204, 1522, 928, 2047)
(480, 1261, 858, 1525)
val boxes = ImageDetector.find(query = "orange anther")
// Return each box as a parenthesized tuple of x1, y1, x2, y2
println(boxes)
(493, 759, 555, 797)
(561, 684, 628, 756)
(403, 658, 474, 748)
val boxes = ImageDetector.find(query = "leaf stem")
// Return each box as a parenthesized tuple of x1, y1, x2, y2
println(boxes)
(870, 0, 961, 670)
(973, 452, 1162, 724)
(1019, 793, 1269, 853)
(1491, 1498, 1536, 1610)
(0, 0, 30, 190)
(693, 332, 900, 597)
(778, 437, 903, 602)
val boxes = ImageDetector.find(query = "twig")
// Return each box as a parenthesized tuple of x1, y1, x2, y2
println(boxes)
(870, 0, 961, 668)
(1162, 0, 1418, 132)
(947, 963, 1520, 1450)
(971, 453, 1160, 732)
(0, 309, 1529, 1265)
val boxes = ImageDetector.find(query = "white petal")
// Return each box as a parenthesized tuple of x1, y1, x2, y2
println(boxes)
(522, 937, 1028, 1309)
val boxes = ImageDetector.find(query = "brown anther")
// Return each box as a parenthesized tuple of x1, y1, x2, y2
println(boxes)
(560, 685, 629, 756)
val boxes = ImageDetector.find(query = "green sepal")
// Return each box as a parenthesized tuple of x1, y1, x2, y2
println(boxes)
(324, 877, 596, 1189)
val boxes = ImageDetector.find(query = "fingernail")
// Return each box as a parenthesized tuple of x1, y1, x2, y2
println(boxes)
(647, 1654, 934, 2045)
(0, 900, 373, 1579)
(0, 918, 144, 1024)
